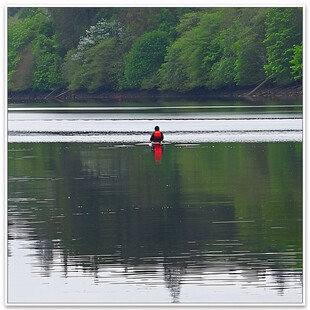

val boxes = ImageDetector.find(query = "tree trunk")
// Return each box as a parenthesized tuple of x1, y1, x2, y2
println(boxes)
(55, 89, 70, 98)
(246, 78, 269, 96)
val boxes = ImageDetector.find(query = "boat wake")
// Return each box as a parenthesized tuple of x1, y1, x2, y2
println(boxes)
(8, 109, 302, 143)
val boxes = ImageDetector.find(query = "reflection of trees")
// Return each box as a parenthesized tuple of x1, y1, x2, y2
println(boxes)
(35, 240, 54, 277)
(8, 142, 303, 302)
(163, 262, 185, 303)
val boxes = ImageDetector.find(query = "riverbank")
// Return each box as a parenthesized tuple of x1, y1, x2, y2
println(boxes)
(8, 83, 302, 103)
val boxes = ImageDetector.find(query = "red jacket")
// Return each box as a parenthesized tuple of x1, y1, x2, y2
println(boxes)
(150, 130, 164, 142)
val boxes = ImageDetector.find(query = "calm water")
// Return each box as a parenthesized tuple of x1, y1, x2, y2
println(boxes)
(7, 99, 303, 304)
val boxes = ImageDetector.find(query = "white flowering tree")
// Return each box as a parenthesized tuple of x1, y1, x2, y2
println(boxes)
(72, 19, 124, 60)
(63, 18, 125, 91)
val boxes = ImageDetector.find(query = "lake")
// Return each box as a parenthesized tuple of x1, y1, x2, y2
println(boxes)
(7, 98, 303, 305)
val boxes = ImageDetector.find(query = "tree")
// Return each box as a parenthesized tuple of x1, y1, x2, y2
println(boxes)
(8, 7, 303, 93)
(290, 44, 302, 81)
(8, 9, 60, 91)
(83, 38, 124, 92)
(159, 41, 191, 92)
(156, 8, 178, 39)
(264, 7, 303, 85)
(204, 25, 238, 89)
(121, 30, 170, 89)
(159, 9, 234, 90)
(48, 8, 100, 55)
(62, 18, 125, 91)
(117, 8, 161, 44)
(62, 49, 86, 91)
(72, 18, 124, 61)
(233, 8, 267, 86)
(159, 11, 203, 91)
(8, 13, 42, 88)
(32, 34, 64, 90)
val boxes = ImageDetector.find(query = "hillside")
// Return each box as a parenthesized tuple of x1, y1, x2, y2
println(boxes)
(8, 7, 303, 97)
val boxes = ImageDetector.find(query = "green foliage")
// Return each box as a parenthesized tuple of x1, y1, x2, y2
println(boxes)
(160, 7, 301, 92)
(32, 34, 63, 90)
(92, 8, 123, 24)
(234, 33, 266, 86)
(208, 57, 236, 89)
(62, 19, 125, 92)
(264, 8, 303, 85)
(175, 11, 203, 34)
(8, 7, 303, 93)
(189, 11, 224, 88)
(204, 25, 239, 89)
(121, 30, 170, 89)
(160, 9, 234, 91)
(48, 7, 101, 55)
(73, 18, 124, 61)
(233, 8, 267, 86)
(9, 44, 35, 91)
(7, 7, 20, 17)
(159, 41, 191, 92)
(83, 39, 123, 92)
(156, 8, 178, 39)
(174, 7, 200, 20)
(62, 50, 86, 91)
(18, 7, 44, 19)
(8, 19, 26, 86)
(159, 11, 204, 92)
(290, 44, 302, 81)
(8, 13, 39, 86)
(8, 11, 56, 90)
(119, 8, 161, 45)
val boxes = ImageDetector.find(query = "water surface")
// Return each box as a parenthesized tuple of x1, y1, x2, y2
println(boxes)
(7, 99, 303, 304)
(8, 100, 302, 143)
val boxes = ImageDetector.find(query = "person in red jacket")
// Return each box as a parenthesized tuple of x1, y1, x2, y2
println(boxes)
(150, 126, 164, 143)
(150, 126, 164, 163)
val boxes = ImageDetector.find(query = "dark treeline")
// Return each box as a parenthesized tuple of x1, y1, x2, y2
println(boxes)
(8, 7, 303, 94)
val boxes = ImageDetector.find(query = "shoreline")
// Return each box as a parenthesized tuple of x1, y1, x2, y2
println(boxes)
(8, 84, 302, 103)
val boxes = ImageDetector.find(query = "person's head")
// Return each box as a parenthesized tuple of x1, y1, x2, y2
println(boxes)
(155, 126, 159, 131)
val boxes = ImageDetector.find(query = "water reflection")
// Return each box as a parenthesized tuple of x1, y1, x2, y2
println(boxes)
(8, 142, 302, 304)
(152, 143, 163, 163)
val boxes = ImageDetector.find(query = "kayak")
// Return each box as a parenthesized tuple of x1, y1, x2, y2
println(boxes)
(151, 141, 162, 147)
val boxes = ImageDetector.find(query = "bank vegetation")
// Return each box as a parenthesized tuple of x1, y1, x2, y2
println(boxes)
(8, 7, 303, 99)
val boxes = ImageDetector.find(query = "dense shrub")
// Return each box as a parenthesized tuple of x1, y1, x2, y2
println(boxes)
(121, 30, 170, 89)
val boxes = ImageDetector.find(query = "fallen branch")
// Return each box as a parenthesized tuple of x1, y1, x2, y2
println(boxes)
(55, 89, 71, 98)
(246, 78, 269, 96)
(44, 89, 57, 99)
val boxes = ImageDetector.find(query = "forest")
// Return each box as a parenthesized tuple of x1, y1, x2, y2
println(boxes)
(7, 7, 303, 94)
